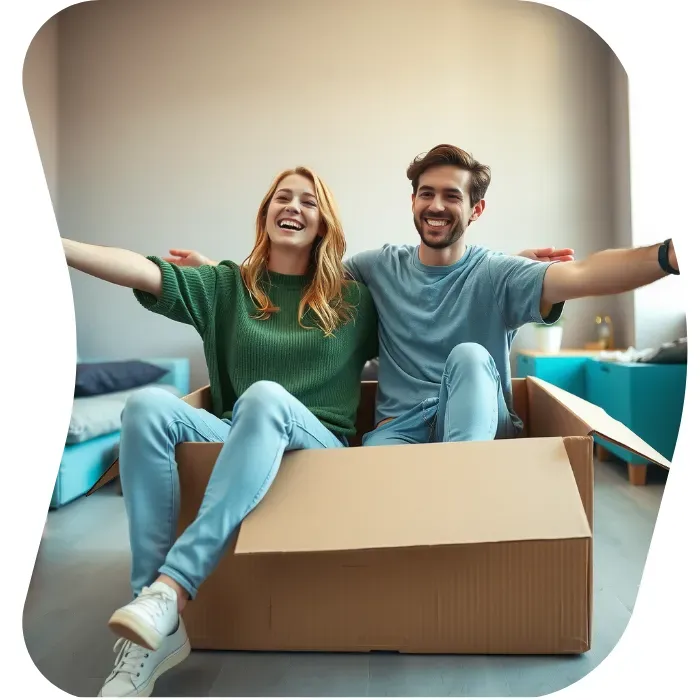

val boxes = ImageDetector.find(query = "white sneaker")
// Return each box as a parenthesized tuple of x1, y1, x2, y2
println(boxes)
(98, 617, 190, 697)
(107, 582, 180, 651)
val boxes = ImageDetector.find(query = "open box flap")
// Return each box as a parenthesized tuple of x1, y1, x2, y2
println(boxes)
(86, 460, 119, 496)
(236, 436, 591, 555)
(528, 377, 672, 469)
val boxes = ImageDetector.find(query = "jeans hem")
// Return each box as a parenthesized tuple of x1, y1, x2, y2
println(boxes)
(158, 565, 199, 600)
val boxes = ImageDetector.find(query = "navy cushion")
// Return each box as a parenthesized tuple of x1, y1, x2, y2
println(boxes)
(75, 361, 168, 397)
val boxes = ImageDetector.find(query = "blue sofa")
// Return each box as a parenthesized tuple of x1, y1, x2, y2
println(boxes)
(52, 357, 190, 509)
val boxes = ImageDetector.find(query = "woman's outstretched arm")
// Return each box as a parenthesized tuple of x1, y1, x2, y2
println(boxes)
(62, 238, 163, 297)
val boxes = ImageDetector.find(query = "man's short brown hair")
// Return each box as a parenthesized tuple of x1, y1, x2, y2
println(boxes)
(406, 144, 491, 207)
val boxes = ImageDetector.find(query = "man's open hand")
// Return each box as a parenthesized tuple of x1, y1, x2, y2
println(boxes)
(163, 249, 213, 267)
(518, 247, 575, 263)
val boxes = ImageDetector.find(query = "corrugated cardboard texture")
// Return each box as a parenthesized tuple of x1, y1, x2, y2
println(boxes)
(512, 378, 529, 435)
(183, 538, 590, 654)
(528, 377, 671, 468)
(175, 433, 591, 654)
(93, 377, 596, 655)
(236, 438, 590, 554)
(527, 377, 591, 441)
(86, 459, 120, 495)
(562, 436, 594, 529)
(561, 436, 594, 645)
(175, 384, 212, 411)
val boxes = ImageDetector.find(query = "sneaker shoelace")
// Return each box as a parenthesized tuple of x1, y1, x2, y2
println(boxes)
(110, 638, 150, 681)
(135, 587, 173, 625)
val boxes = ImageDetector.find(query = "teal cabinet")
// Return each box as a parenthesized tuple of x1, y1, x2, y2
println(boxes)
(514, 353, 591, 398)
(585, 360, 686, 464)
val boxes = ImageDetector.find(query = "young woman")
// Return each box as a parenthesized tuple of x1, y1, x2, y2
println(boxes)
(63, 167, 378, 697)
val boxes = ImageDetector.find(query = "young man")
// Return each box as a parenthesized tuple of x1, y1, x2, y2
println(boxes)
(164, 144, 680, 446)
(345, 144, 679, 446)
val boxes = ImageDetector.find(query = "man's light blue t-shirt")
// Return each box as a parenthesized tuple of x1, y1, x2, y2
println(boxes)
(344, 244, 563, 430)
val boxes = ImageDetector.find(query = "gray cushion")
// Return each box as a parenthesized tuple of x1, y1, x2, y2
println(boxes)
(66, 384, 182, 444)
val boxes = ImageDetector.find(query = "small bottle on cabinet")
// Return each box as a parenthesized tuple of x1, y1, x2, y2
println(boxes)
(595, 315, 614, 349)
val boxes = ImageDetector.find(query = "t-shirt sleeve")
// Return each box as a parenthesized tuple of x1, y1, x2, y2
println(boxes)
(133, 256, 219, 336)
(344, 249, 381, 286)
(486, 254, 564, 330)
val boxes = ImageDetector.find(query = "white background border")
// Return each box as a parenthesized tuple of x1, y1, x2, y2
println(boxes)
(1, 0, 697, 697)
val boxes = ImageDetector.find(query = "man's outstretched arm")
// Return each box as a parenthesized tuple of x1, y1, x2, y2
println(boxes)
(540, 240, 679, 316)
(164, 249, 219, 267)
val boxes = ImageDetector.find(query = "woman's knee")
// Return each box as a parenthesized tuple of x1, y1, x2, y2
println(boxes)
(121, 386, 182, 434)
(235, 381, 291, 416)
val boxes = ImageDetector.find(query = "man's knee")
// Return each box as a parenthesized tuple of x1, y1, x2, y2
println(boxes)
(363, 432, 384, 447)
(362, 419, 417, 447)
(361, 430, 384, 447)
(446, 342, 494, 372)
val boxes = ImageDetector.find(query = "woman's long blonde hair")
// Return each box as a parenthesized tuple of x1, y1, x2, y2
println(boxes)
(239, 167, 354, 337)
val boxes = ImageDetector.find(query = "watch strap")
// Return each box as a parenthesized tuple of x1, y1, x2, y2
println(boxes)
(658, 239, 680, 275)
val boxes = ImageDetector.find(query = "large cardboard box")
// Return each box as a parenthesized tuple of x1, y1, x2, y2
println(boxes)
(90, 377, 669, 654)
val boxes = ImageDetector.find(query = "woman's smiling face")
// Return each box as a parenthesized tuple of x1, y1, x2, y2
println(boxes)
(265, 173, 321, 250)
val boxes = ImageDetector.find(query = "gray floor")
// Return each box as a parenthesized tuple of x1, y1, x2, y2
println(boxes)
(24, 458, 667, 697)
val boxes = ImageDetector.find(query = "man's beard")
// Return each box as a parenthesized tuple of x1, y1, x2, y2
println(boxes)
(414, 215, 466, 249)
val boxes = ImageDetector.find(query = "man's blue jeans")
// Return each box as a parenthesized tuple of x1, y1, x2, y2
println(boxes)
(362, 343, 519, 446)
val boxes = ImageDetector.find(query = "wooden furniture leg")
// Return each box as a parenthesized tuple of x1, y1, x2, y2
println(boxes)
(595, 443, 613, 462)
(627, 463, 648, 486)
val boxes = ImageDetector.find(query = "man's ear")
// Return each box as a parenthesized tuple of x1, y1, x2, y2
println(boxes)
(470, 199, 486, 222)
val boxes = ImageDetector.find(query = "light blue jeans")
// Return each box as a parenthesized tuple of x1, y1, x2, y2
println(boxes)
(362, 343, 519, 446)
(118, 381, 346, 599)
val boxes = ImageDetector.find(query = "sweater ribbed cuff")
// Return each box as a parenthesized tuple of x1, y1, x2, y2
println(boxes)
(133, 256, 180, 316)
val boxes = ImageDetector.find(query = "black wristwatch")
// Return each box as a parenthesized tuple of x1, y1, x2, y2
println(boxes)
(658, 239, 680, 275)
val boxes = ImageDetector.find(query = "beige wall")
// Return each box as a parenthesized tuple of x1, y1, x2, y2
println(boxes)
(608, 49, 635, 349)
(23, 14, 59, 212)
(607, 45, 686, 350)
(27, 0, 635, 386)
(626, 74, 687, 349)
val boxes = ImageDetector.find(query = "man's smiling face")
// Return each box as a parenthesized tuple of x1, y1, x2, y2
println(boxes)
(411, 165, 483, 250)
